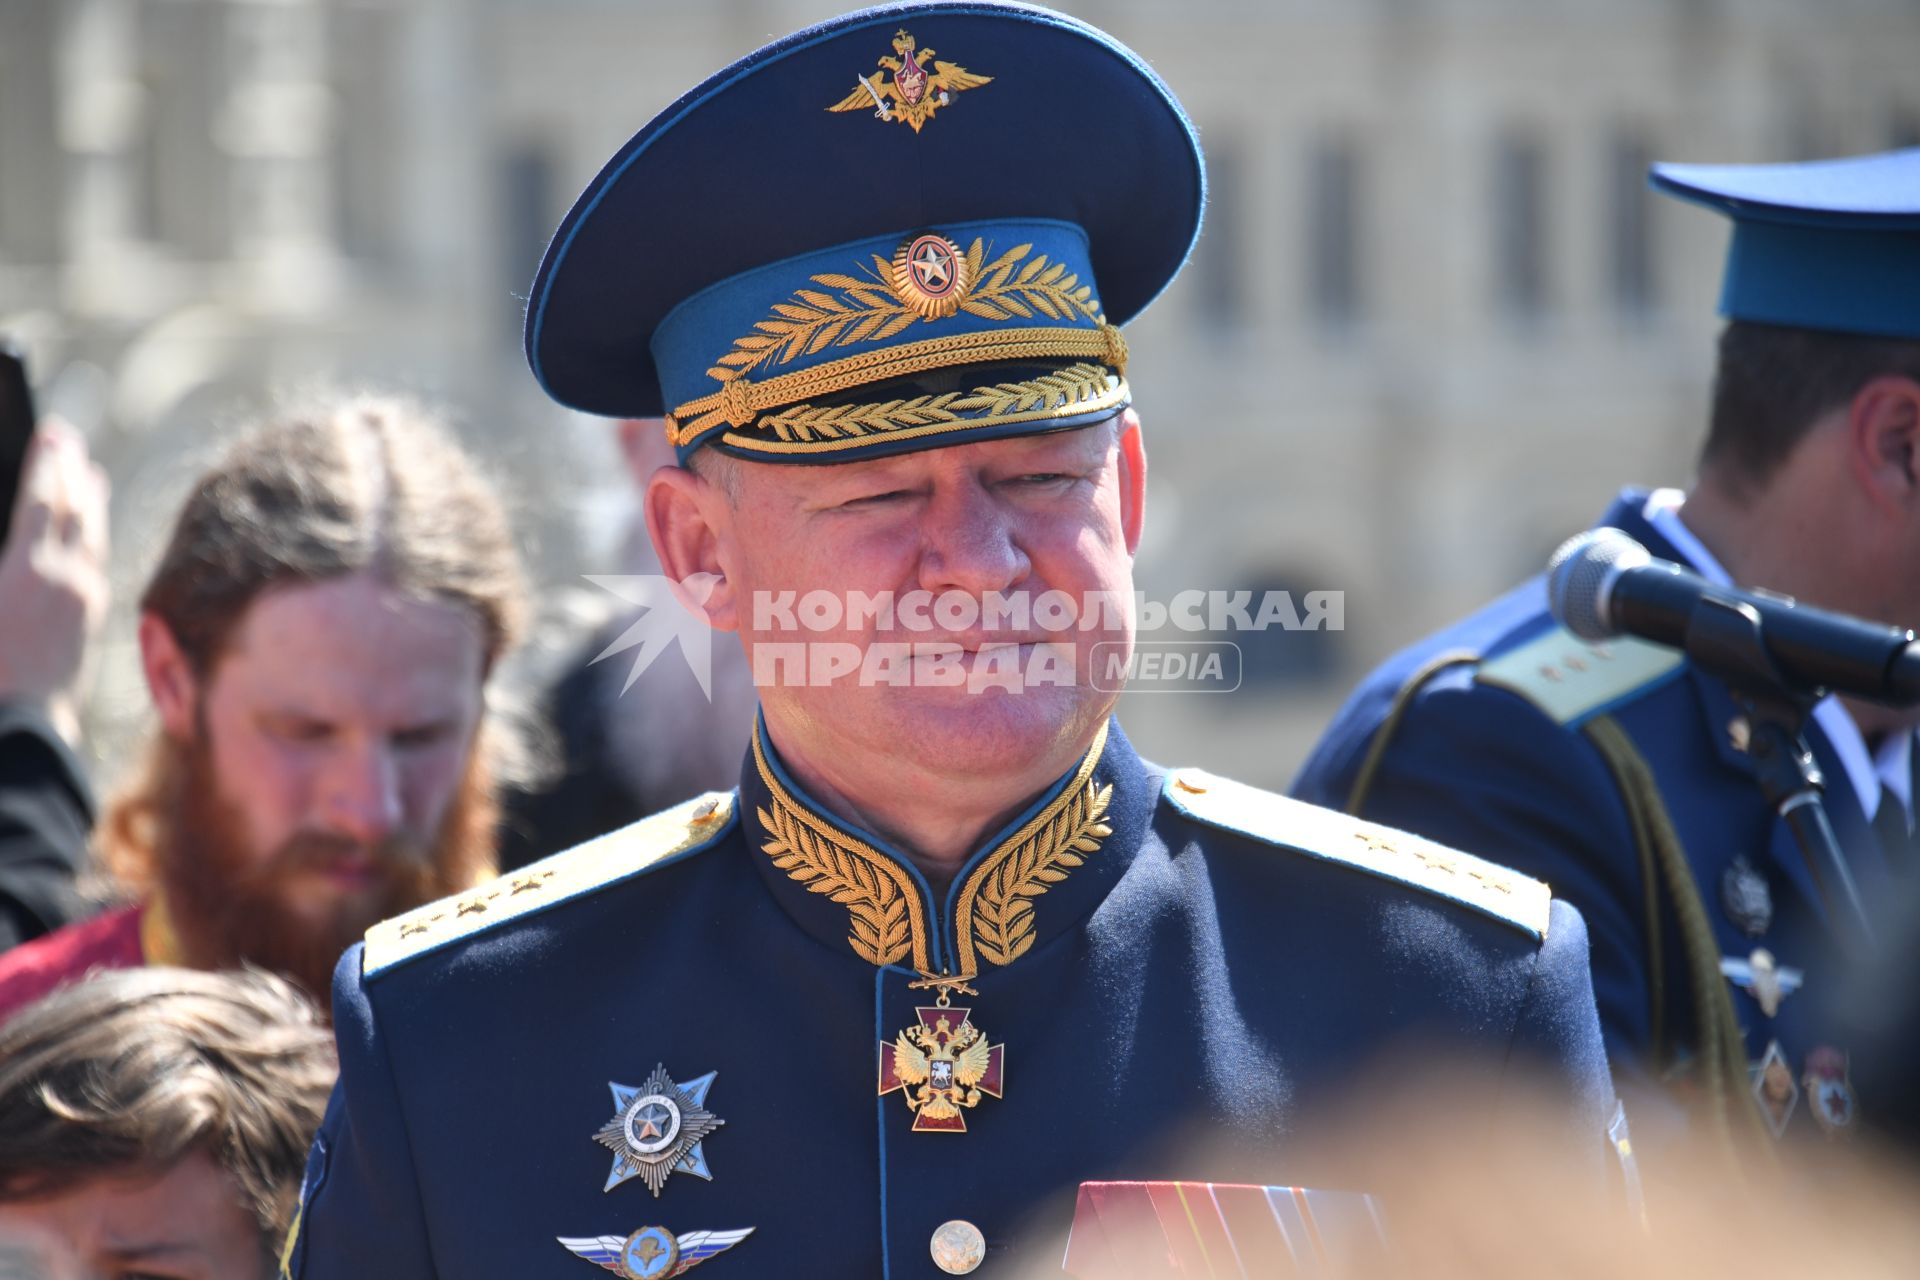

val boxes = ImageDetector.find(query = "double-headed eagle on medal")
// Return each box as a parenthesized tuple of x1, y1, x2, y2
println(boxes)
(891, 1011, 996, 1122)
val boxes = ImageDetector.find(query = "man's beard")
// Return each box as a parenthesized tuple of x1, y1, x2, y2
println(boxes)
(131, 732, 497, 1014)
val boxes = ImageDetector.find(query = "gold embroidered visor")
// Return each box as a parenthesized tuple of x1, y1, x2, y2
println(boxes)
(651, 219, 1130, 462)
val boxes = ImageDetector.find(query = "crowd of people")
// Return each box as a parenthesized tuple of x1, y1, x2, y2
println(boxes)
(3, 3, 1920, 1277)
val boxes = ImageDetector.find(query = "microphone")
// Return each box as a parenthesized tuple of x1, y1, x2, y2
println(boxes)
(1548, 527, 1920, 708)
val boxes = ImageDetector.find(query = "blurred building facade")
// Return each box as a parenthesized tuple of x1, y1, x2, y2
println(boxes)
(3, 0, 1919, 785)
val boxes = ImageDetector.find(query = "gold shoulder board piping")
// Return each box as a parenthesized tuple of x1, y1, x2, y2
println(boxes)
(1476, 626, 1683, 728)
(363, 791, 736, 978)
(1161, 770, 1551, 941)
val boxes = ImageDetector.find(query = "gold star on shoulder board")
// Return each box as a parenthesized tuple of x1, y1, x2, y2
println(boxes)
(511, 870, 556, 895)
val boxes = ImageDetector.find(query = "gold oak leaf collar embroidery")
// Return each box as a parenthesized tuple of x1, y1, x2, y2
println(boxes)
(754, 721, 1114, 984)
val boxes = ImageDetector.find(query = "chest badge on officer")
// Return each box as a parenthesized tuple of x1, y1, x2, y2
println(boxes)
(1803, 1046, 1858, 1137)
(1719, 948, 1803, 1019)
(1720, 856, 1774, 937)
(593, 1065, 725, 1195)
(1751, 1039, 1801, 1138)
(880, 998, 1006, 1132)
(557, 1225, 755, 1278)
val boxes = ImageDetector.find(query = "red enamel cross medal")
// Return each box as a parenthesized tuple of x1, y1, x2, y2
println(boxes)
(879, 1005, 1005, 1132)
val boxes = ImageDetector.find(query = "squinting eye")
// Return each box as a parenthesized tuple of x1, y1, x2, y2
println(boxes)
(841, 490, 909, 508)
(393, 725, 450, 749)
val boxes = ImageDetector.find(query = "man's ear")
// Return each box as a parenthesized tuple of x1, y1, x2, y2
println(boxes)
(645, 464, 740, 632)
(1116, 408, 1147, 556)
(1849, 375, 1920, 515)
(138, 613, 199, 740)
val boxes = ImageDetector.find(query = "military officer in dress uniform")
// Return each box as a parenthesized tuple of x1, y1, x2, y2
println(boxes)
(1296, 146, 1920, 1147)
(287, 6, 1618, 1276)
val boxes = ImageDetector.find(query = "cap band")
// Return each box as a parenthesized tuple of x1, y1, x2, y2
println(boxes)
(1720, 221, 1920, 340)
(654, 218, 1123, 459)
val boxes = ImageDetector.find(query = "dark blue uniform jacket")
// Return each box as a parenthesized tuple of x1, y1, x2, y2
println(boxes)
(290, 719, 1611, 1279)
(1295, 490, 1880, 1126)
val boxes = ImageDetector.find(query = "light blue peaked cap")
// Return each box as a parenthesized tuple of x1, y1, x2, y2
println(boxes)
(1652, 146, 1920, 340)
(524, 1, 1204, 463)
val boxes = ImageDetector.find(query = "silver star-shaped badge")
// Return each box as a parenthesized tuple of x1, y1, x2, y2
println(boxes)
(592, 1064, 724, 1196)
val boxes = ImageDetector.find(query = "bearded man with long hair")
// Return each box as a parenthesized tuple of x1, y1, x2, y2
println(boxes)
(0, 395, 523, 1017)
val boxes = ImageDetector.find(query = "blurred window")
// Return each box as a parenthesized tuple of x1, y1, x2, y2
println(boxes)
(1785, 96, 1824, 162)
(1190, 129, 1245, 332)
(1890, 109, 1920, 150)
(1607, 129, 1656, 319)
(332, 3, 399, 264)
(1190, 575, 1342, 690)
(1307, 134, 1363, 329)
(0, 3, 61, 261)
(1492, 132, 1548, 323)
(137, 0, 226, 256)
(501, 142, 557, 340)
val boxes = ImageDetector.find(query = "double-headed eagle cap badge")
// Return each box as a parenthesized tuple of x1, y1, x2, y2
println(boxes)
(827, 28, 991, 132)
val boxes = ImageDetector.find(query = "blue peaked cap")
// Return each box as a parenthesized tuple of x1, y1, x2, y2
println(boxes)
(1651, 146, 1920, 341)
(524, 1, 1203, 463)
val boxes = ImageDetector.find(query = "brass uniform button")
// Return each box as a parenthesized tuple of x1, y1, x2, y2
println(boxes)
(930, 1219, 985, 1274)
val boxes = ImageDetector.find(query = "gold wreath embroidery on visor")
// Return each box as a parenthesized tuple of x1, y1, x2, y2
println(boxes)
(754, 722, 1112, 979)
(705, 237, 1103, 387)
(664, 237, 1116, 448)
(754, 361, 1119, 444)
(824, 28, 992, 134)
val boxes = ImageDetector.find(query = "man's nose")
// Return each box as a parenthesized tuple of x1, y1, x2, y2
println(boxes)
(917, 482, 1031, 598)
(321, 743, 403, 847)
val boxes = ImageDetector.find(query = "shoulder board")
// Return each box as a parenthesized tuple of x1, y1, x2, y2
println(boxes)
(1161, 769, 1551, 941)
(1476, 626, 1683, 728)
(363, 791, 736, 979)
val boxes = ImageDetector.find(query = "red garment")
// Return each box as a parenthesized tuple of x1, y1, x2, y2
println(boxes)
(0, 903, 145, 1025)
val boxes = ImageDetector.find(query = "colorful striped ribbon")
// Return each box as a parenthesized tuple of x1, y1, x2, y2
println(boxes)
(1061, 1182, 1388, 1279)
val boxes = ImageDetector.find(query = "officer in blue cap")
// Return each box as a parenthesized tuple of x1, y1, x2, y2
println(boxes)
(287, 6, 1617, 1276)
(1297, 145, 1920, 1146)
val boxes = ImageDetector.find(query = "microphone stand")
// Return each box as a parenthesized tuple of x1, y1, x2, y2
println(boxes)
(1686, 596, 1877, 953)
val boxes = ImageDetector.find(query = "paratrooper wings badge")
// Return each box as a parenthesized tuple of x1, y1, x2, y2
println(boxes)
(557, 1226, 753, 1279)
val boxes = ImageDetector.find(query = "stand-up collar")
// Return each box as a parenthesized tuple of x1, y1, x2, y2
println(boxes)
(1594, 488, 1680, 564)
(739, 715, 1154, 982)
